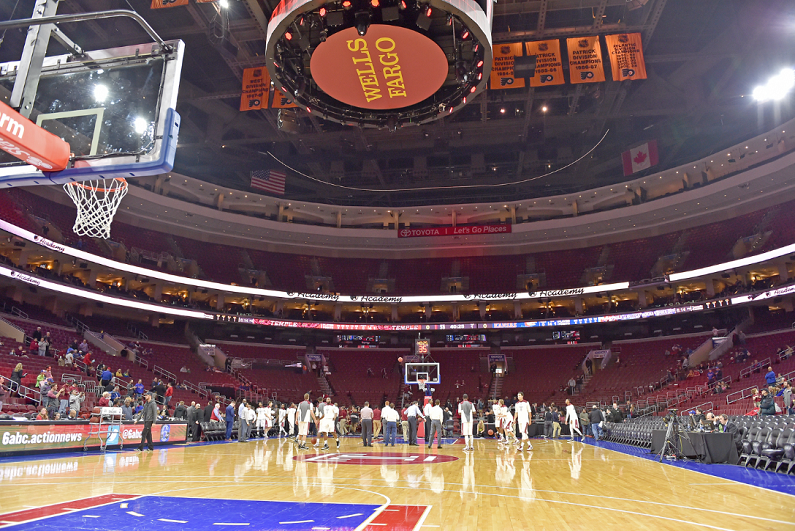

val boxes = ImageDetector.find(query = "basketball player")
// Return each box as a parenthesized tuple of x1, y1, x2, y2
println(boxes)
(500, 399, 517, 448)
(296, 394, 316, 450)
(264, 401, 274, 438)
(331, 401, 341, 448)
(513, 392, 533, 451)
(278, 404, 288, 437)
(492, 399, 504, 443)
(458, 393, 475, 451)
(317, 397, 337, 451)
(287, 402, 295, 437)
(255, 402, 268, 438)
(565, 399, 583, 442)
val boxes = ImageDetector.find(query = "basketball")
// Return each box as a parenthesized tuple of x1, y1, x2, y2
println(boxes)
(488, 429, 494, 436)
(398, 357, 403, 363)
(312, 437, 318, 445)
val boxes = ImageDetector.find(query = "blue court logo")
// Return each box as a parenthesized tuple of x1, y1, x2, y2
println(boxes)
(160, 424, 171, 442)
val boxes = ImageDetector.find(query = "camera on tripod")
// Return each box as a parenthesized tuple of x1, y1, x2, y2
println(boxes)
(663, 408, 678, 423)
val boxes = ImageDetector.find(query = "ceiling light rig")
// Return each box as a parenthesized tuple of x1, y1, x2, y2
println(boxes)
(265, 0, 493, 130)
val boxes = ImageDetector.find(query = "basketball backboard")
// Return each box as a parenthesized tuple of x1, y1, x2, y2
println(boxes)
(0, 39, 184, 187)
(404, 362, 440, 386)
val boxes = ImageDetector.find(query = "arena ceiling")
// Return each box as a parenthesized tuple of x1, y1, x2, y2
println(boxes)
(0, 0, 794, 208)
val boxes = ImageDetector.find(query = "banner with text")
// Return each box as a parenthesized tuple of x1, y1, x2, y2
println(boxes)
(525, 40, 565, 87)
(398, 224, 512, 238)
(566, 36, 606, 84)
(604, 33, 647, 82)
(0, 422, 187, 455)
(272, 88, 299, 109)
(490, 43, 526, 90)
(240, 67, 270, 111)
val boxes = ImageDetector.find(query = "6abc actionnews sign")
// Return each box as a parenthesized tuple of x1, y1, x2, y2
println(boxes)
(490, 33, 646, 90)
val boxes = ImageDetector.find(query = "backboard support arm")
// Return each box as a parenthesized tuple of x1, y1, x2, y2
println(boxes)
(4, 7, 170, 117)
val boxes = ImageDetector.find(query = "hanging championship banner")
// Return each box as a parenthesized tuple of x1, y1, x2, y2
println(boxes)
(604, 33, 648, 81)
(151, 0, 189, 8)
(272, 88, 299, 109)
(566, 36, 606, 84)
(240, 67, 270, 111)
(489, 43, 525, 90)
(525, 40, 565, 87)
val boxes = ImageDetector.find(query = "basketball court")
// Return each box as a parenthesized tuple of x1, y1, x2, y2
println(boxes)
(0, 436, 792, 530)
(0, 1, 792, 530)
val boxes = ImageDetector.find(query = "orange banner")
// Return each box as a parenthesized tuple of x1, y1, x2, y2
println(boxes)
(240, 67, 270, 111)
(566, 36, 606, 84)
(525, 40, 565, 87)
(0, 101, 70, 171)
(272, 89, 298, 109)
(489, 43, 525, 90)
(151, 0, 189, 8)
(604, 33, 647, 81)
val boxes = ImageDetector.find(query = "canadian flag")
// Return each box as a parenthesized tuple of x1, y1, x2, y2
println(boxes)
(622, 140, 659, 176)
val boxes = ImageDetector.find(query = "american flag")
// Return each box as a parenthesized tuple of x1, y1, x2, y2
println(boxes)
(250, 169, 286, 195)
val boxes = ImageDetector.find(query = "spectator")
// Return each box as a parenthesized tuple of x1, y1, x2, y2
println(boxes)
(29, 338, 39, 356)
(64, 350, 74, 367)
(174, 401, 187, 420)
(164, 383, 173, 409)
(782, 381, 793, 414)
(36, 408, 49, 420)
(568, 377, 576, 395)
(765, 367, 777, 388)
(718, 414, 742, 452)
(758, 389, 776, 416)
(70, 389, 84, 414)
(588, 405, 603, 440)
(100, 367, 112, 387)
(32, 327, 42, 341)
(110, 386, 121, 403)
(98, 392, 111, 408)
(0, 377, 7, 413)
(10, 363, 24, 393)
(38, 339, 48, 358)
(115, 368, 123, 379)
(121, 398, 133, 421)
(134, 379, 144, 396)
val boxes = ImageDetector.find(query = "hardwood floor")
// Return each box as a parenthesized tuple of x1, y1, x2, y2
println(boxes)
(0, 437, 793, 530)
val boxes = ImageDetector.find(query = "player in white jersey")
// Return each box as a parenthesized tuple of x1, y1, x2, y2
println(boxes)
(499, 400, 516, 447)
(278, 404, 288, 437)
(255, 402, 268, 438)
(264, 401, 274, 438)
(492, 400, 504, 443)
(458, 394, 475, 451)
(513, 392, 533, 451)
(286, 403, 297, 439)
(565, 399, 584, 442)
(317, 397, 337, 451)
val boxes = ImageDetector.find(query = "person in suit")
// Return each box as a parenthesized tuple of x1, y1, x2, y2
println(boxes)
(185, 403, 196, 441)
(204, 402, 214, 424)
(718, 414, 742, 452)
(225, 401, 236, 440)
(191, 403, 202, 441)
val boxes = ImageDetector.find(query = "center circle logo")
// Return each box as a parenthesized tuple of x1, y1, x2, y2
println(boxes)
(293, 452, 458, 465)
(309, 25, 449, 110)
(160, 424, 171, 442)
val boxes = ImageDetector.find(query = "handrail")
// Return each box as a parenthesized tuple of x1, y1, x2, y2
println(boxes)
(153, 365, 176, 383)
(739, 356, 771, 379)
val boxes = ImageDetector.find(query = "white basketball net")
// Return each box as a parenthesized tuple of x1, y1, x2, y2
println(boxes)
(63, 178, 128, 239)
(418, 379, 426, 391)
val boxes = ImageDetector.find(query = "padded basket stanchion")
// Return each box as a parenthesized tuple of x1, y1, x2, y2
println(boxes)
(63, 178, 128, 239)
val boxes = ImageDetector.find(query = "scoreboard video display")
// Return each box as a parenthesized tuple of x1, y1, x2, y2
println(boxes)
(445, 334, 487, 347)
(552, 330, 580, 343)
(336, 335, 380, 348)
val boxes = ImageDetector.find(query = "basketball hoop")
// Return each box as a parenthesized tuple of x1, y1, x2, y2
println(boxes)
(418, 378, 426, 392)
(63, 178, 128, 239)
